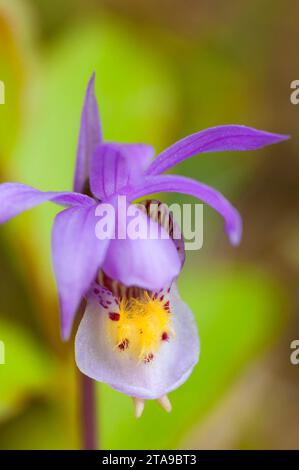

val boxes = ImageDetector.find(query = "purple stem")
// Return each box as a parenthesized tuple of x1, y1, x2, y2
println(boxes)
(78, 185, 98, 450)
(80, 372, 98, 450)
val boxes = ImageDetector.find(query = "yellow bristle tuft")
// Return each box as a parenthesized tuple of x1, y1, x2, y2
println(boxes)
(106, 291, 173, 361)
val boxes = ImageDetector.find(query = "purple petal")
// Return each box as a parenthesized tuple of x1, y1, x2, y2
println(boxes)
(73, 73, 102, 193)
(90, 144, 130, 200)
(75, 283, 199, 399)
(146, 125, 289, 175)
(138, 198, 185, 267)
(0, 182, 94, 224)
(52, 204, 113, 340)
(124, 175, 242, 246)
(114, 143, 155, 174)
(90, 143, 154, 200)
(102, 203, 182, 290)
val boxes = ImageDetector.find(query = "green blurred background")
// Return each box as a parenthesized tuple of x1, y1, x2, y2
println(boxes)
(0, 0, 298, 450)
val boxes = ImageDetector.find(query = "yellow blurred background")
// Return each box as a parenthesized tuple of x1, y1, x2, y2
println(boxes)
(0, 0, 298, 449)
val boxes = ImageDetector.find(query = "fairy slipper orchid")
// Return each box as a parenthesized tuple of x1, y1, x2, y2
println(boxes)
(0, 73, 288, 416)
(76, 200, 194, 416)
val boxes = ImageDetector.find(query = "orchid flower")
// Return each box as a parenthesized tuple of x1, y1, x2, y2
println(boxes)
(0, 73, 288, 418)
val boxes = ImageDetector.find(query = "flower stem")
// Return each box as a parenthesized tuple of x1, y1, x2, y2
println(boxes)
(80, 372, 98, 450)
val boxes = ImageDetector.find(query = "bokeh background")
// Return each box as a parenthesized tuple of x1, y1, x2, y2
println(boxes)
(0, 0, 298, 450)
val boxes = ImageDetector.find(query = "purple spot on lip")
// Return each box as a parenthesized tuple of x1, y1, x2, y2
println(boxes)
(118, 338, 129, 350)
(162, 332, 169, 341)
(94, 288, 100, 294)
(144, 352, 154, 363)
(109, 312, 120, 321)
